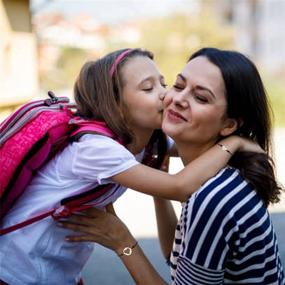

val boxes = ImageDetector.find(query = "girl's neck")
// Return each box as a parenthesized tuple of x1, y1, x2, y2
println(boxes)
(127, 128, 154, 154)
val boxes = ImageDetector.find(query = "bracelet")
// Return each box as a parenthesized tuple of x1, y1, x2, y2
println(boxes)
(118, 241, 138, 257)
(218, 143, 233, 155)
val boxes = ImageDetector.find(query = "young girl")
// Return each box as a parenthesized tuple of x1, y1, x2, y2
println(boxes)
(0, 48, 260, 285)
(61, 48, 284, 284)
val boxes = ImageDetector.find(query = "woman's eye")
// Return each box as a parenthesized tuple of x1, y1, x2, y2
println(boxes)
(173, 84, 184, 90)
(161, 83, 168, 88)
(195, 95, 208, 103)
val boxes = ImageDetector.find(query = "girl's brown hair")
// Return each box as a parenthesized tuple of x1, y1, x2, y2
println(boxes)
(74, 48, 167, 168)
(74, 48, 154, 144)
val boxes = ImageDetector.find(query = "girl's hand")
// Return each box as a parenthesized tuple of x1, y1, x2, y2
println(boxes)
(237, 137, 265, 153)
(219, 136, 265, 154)
(58, 204, 136, 255)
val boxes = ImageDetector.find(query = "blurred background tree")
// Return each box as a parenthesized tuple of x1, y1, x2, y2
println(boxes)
(2, 0, 283, 126)
(265, 76, 285, 127)
(39, 2, 235, 89)
(135, 8, 234, 84)
(40, 47, 88, 90)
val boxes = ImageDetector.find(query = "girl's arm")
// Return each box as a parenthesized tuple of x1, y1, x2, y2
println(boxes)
(112, 136, 262, 201)
(60, 206, 168, 285)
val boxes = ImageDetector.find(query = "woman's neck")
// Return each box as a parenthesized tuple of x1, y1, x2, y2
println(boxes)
(127, 128, 154, 154)
(177, 141, 215, 166)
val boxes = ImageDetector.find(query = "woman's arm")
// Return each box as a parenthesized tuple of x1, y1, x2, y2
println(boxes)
(154, 197, 177, 259)
(153, 156, 178, 259)
(112, 136, 263, 201)
(59, 206, 169, 285)
(120, 244, 168, 285)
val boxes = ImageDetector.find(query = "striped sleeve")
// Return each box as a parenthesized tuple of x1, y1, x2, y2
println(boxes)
(174, 256, 224, 285)
(181, 168, 243, 268)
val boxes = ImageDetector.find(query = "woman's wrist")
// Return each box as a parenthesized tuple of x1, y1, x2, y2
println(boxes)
(115, 234, 138, 257)
(117, 240, 139, 257)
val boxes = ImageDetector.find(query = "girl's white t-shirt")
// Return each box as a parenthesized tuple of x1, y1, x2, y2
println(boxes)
(0, 134, 141, 285)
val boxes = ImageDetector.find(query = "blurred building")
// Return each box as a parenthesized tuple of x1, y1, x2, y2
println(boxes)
(216, 0, 285, 73)
(0, 0, 38, 108)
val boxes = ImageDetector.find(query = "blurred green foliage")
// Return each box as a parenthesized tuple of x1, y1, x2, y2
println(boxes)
(40, 4, 235, 90)
(264, 75, 285, 127)
(40, 47, 88, 91)
(136, 10, 234, 84)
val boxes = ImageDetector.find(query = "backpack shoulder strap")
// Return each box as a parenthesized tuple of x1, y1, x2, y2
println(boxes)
(69, 118, 123, 144)
(0, 184, 114, 236)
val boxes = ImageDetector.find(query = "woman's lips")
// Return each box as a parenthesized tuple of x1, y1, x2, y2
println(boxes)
(167, 109, 188, 122)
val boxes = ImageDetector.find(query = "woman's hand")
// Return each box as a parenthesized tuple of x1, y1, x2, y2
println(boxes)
(59, 205, 169, 284)
(58, 204, 136, 255)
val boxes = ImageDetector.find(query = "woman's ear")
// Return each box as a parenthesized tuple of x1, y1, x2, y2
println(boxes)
(220, 118, 240, 137)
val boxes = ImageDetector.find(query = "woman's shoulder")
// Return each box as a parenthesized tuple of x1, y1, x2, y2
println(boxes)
(197, 166, 244, 195)
(187, 167, 259, 218)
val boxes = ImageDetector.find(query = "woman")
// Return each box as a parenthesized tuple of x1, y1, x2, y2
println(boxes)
(0, 48, 257, 285)
(60, 48, 284, 284)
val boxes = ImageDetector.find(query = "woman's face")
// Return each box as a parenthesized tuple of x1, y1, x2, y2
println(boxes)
(121, 56, 166, 132)
(162, 56, 236, 146)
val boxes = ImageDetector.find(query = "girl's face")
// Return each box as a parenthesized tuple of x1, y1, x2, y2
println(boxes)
(121, 56, 166, 132)
(162, 56, 237, 146)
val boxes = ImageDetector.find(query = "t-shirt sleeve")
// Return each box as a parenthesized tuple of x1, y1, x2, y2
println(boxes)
(71, 135, 139, 184)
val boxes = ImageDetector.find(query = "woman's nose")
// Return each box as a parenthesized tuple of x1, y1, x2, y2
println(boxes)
(173, 92, 189, 108)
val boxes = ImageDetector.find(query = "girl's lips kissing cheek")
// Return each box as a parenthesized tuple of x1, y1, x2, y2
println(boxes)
(167, 109, 188, 123)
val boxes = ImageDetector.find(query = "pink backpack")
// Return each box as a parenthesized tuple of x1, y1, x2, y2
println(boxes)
(0, 91, 121, 235)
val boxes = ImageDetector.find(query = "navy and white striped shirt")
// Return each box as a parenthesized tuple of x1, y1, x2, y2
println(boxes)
(170, 167, 285, 284)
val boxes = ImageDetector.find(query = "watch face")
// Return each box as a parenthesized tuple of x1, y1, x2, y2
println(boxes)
(123, 247, 132, 256)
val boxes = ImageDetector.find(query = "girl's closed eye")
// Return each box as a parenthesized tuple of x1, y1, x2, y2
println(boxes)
(143, 88, 153, 92)
(142, 86, 153, 92)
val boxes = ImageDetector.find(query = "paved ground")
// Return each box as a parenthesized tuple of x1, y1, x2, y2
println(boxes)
(82, 129, 285, 284)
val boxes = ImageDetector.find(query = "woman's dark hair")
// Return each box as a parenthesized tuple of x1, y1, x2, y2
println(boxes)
(189, 47, 282, 206)
(74, 48, 167, 168)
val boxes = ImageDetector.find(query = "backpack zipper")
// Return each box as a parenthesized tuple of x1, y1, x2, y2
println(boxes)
(0, 97, 69, 133)
(0, 104, 70, 146)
